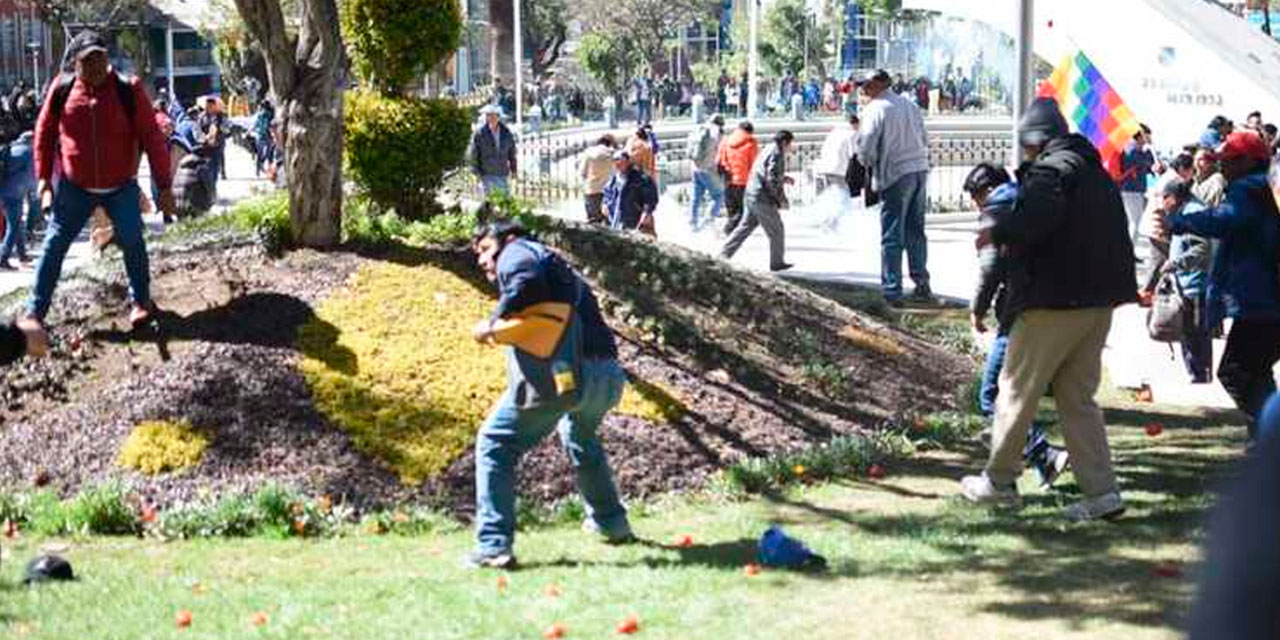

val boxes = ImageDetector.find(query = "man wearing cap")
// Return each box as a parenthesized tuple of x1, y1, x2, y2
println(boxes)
(963, 97, 1136, 522)
(469, 105, 518, 197)
(1158, 130, 1280, 439)
(28, 30, 174, 327)
(856, 68, 933, 305)
(601, 149, 658, 232)
(686, 113, 725, 231)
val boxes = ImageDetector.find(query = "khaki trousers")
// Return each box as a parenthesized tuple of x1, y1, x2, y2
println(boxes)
(986, 307, 1118, 497)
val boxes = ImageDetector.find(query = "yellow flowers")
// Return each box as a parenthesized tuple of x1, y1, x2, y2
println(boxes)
(117, 420, 209, 475)
(298, 260, 688, 485)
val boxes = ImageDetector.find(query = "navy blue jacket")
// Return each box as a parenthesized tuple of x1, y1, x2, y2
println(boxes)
(973, 182, 1018, 334)
(602, 167, 658, 230)
(492, 238, 617, 360)
(1167, 170, 1280, 325)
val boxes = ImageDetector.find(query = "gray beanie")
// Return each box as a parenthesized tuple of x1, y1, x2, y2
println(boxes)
(1018, 97, 1070, 148)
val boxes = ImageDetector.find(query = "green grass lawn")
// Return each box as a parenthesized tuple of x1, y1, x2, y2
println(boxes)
(0, 404, 1244, 640)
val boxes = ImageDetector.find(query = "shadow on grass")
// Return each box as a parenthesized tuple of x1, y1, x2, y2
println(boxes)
(748, 403, 1243, 631)
(520, 537, 760, 572)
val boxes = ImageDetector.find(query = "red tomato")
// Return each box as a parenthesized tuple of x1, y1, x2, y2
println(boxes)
(616, 615, 640, 634)
(543, 623, 567, 638)
(868, 464, 886, 479)
(1145, 423, 1165, 437)
(175, 610, 193, 628)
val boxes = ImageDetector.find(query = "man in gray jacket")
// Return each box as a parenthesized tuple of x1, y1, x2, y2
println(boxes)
(857, 69, 932, 305)
(720, 130, 794, 271)
(687, 114, 725, 230)
(469, 105, 518, 197)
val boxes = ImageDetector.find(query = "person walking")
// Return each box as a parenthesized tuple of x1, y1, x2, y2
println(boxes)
(686, 114, 725, 231)
(1158, 131, 1280, 439)
(1119, 124, 1155, 241)
(963, 162, 1070, 488)
(252, 100, 275, 178)
(814, 113, 860, 230)
(720, 130, 794, 272)
(28, 30, 174, 328)
(716, 120, 758, 235)
(961, 97, 1137, 521)
(469, 105, 518, 197)
(579, 134, 615, 225)
(1155, 177, 1214, 383)
(857, 69, 932, 305)
(0, 131, 35, 269)
(196, 96, 227, 194)
(625, 127, 658, 184)
(601, 150, 658, 233)
(466, 220, 633, 569)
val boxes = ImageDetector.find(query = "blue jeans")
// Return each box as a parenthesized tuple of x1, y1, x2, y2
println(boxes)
(0, 194, 28, 262)
(475, 358, 629, 555)
(879, 170, 930, 299)
(979, 332, 1054, 471)
(690, 170, 724, 228)
(28, 180, 150, 320)
(480, 175, 509, 198)
(637, 100, 652, 124)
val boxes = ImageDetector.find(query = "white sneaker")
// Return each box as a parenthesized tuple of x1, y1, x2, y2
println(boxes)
(960, 474, 1021, 508)
(581, 518, 636, 544)
(1063, 492, 1126, 522)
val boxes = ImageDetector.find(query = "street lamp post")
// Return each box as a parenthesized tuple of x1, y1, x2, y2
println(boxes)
(747, 0, 759, 117)
(1014, 0, 1034, 164)
(26, 42, 39, 90)
(513, 0, 523, 125)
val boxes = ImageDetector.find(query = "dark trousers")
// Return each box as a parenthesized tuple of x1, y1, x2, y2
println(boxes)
(584, 193, 605, 224)
(723, 185, 745, 234)
(1218, 318, 1280, 437)
(1182, 325, 1213, 383)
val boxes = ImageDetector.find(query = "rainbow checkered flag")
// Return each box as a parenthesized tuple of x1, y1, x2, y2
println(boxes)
(1038, 51, 1142, 180)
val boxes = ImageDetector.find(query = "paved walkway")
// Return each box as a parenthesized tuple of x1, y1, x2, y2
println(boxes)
(0, 144, 268, 301)
(547, 184, 1242, 412)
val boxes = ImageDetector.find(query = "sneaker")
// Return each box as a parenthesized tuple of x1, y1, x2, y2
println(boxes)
(462, 549, 518, 570)
(908, 287, 937, 304)
(960, 474, 1021, 508)
(1036, 449, 1070, 488)
(1063, 492, 1125, 522)
(769, 262, 794, 272)
(581, 518, 636, 545)
(129, 302, 157, 328)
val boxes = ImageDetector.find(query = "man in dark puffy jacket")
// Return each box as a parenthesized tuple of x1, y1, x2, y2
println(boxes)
(1158, 131, 1280, 438)
(962, 97, 1136, 522)
(964, 162, 1069, 488)
(469, 105, 518, 197)
(601, 150, 658, 231)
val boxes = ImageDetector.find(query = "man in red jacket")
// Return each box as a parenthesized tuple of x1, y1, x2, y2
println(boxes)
(27, 30, 174, 327)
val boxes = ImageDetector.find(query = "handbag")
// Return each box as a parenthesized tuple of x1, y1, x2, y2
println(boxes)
(1147, 271, 1192, 342)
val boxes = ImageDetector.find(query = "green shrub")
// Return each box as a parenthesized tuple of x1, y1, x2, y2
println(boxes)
(341, 0, 462, 96)
(345, 90, 471, 219)
(63, 481, 139, 536)
(229, 192, 292, 254)
(360, 507, 460, 536)
(723, 432, 915, 495)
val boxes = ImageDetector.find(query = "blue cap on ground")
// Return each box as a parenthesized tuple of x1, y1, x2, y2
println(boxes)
(757, 526, 827, 571)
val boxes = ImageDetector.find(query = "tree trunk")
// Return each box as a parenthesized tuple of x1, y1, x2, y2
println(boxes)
(233, 0, 344, 248)
(490, 0, 515, 86)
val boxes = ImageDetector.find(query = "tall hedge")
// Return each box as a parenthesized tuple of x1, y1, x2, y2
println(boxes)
(345, 90, 471, 219)
(341, 0, 463, 97)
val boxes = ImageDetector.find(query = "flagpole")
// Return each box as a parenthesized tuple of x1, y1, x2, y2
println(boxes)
(1014, 0, 1034, 165)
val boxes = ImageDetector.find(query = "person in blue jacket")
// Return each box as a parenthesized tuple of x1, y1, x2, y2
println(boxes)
(0, 131, 36, 268)
(465, 220, 633, 569)
(1160, 131, 1280, 439)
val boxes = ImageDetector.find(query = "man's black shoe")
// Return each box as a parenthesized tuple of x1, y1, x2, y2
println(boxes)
(769, 262, 794, 272)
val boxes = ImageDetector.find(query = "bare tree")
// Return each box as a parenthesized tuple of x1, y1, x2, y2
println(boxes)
(232, 0, 344, 247)
(580, 0, 719, 72)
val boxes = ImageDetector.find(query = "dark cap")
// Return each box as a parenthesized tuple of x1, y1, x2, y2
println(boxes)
(67, 30, 109, 61)
(857, 69, 892, 86)
(24, 554, 74, 584)
(611, 149, 630, 161)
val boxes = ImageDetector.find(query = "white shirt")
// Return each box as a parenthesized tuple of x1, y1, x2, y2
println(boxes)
(814, 123, 858, 177)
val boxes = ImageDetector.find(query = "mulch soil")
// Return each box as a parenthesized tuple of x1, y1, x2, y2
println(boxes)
(0, 230, 974, 518)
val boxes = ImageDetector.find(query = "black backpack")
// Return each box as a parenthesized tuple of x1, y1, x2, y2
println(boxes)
(48, 72, 138, 128)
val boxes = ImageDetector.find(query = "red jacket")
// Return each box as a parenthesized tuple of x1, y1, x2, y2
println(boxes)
(35, 73, 172, 190)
